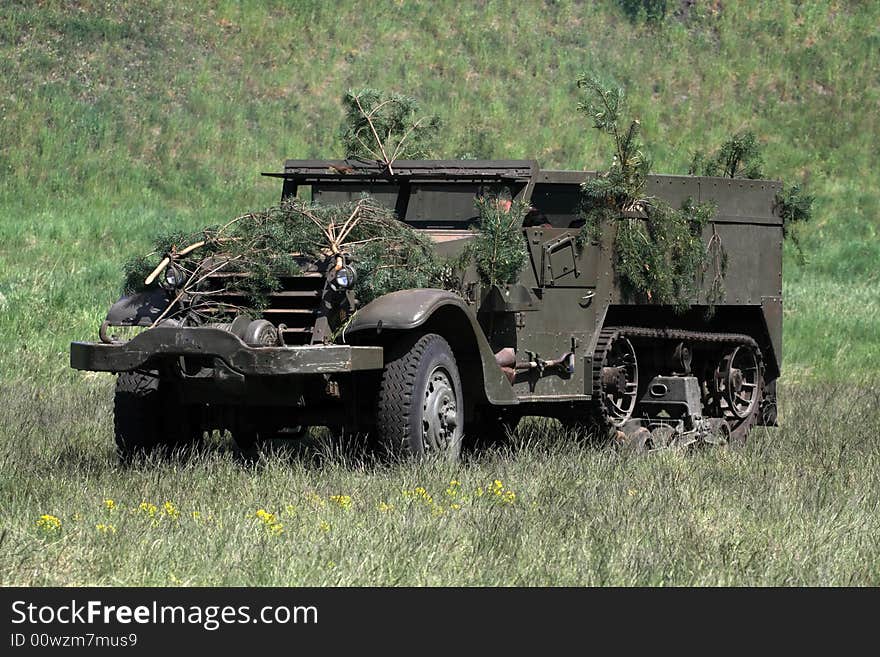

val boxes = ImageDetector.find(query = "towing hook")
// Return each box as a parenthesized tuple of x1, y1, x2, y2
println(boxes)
(99, 320, 117, 345)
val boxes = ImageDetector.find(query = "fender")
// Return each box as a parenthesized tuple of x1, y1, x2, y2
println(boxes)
(345, 288, 518, 406)
(105, 288, 172, 326)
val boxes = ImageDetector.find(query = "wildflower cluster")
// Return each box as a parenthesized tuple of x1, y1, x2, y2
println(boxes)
(35, 499, 232, 542)
(445, 480, 463, 511)
(36, 514, 62, 534)
(489, 479, 516, 505)
(402, 486, 447, 516)
(403, 486, 435, 506)
(476, 479, 517, 505)
(398, 478, 520, 515)
(445, 480, 461, 497)
(135, 500, 183, 526)
(254, 509, 284, 536)
(329, 495, 352, 510)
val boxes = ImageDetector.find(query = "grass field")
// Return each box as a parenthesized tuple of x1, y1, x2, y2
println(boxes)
(1, 1, 878, 585)
(2, 381, 878, 586)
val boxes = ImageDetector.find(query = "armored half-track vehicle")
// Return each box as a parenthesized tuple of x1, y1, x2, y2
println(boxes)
(71, 159, 781, 459)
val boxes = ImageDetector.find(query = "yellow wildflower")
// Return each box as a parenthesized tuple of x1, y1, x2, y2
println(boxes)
(192, 511, 202, 520)
(36, 514, 61, 533)
(254, 509, 283, 535)
(138, 502, 158, 518)
(318, 520, 331, 533)
(162, 501, 180, 520)
(403, 486, 434, 505)
(95, 523, 116, 534)
(103, 499, 116, 511)
(377, 501, 394, 513)
(475, 479, 516, 505)
(255, 509, 277, 524)
(329, 495, 352, 510)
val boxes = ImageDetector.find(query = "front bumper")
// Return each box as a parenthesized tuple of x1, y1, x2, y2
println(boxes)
(70, 327, 384, 375)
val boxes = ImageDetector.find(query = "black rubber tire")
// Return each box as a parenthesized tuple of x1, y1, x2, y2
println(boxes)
(114, 371, 200, 461)
(376, 333, 464, 461)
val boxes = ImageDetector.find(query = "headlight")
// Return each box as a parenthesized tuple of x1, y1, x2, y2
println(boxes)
(333, 265, 356, 290)
(163, 265, 187, 289)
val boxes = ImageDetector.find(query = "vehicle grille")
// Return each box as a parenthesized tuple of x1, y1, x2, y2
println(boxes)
(201, 261, 326, 345)
(260, 272, 325, 345)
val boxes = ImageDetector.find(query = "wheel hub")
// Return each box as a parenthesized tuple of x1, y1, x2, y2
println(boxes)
(601, 366, 627, 395)
(729, 368, 744, 393)
(716, 346, 760, 420)
(600, 335, 639, 426)
(422, 368, 459, 451)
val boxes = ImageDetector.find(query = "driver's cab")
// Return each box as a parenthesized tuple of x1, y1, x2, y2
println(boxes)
(264, 159, 595, 288)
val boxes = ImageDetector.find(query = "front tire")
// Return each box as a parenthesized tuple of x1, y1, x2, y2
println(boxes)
(376, 333, 464, 461)
(114, 371, 201, 461)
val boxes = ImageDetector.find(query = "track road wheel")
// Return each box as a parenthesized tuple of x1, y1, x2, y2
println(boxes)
(376, 333, 464, 461)
(715, 344, 764, 444)
(599, 334, 639, 428)
(114, 371, 201, 461)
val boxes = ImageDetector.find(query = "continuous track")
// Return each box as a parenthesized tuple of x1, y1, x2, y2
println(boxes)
(590, 326, 764, 444)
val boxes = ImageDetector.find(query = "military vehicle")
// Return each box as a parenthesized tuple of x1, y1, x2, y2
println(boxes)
(70, 159, 781, 459)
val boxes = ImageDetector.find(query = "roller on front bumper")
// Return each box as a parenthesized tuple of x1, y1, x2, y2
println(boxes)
(70, 327, 384, 375)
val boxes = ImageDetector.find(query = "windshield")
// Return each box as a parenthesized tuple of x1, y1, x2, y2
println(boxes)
(310, 181, 527, 229)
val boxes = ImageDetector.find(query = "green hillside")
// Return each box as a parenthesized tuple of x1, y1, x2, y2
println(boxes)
(2, 1, 880, 588)
(1, 0, 877, 380)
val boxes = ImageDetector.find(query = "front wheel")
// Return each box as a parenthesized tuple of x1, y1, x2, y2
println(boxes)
(114, 371, 202, 461)
(376, 333, 464, 461)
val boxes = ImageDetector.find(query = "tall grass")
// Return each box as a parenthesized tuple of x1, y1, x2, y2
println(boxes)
(1, 380, 878, 586)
